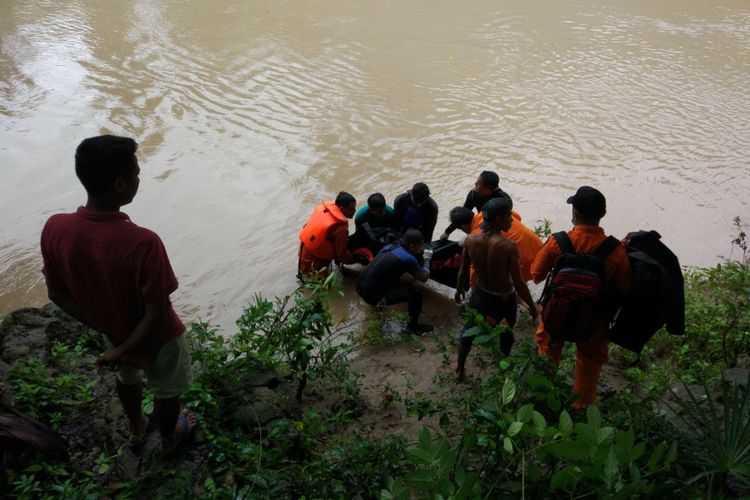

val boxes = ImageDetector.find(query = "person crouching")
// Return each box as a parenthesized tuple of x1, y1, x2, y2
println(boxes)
(356, 229, 435, 335)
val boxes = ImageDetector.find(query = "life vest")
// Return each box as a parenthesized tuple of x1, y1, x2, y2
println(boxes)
(299, 201, 349, 261)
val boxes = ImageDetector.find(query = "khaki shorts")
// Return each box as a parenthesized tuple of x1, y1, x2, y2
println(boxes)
(109, 335, 193, 399)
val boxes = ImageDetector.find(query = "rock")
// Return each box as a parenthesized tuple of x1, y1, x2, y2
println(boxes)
(0, 308, 51, 363)
(249, 369, 282, 388)
(233, 384, 298, 427)
(723, 367, 750, 387)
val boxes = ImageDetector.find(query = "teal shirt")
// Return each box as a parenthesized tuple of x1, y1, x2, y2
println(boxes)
(355, 205, 395, 229)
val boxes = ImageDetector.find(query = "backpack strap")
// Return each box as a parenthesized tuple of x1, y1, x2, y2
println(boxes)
(592, 236, 620, 260)
(552, 231, 576, 254)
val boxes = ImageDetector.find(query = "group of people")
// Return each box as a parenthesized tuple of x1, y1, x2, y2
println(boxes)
(39, 135, 630, 457)
(299, 174, 630, 409)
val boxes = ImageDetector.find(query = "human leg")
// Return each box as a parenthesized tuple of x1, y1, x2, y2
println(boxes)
(571, 330, 608, 409)
(382, 286, 431, 332)
(490, 292, 517, 356)
(144, 335, 195, 449)
(534, 318, 563, 365)
(114, 378, 149, 444)
(455, 340, 472, 381)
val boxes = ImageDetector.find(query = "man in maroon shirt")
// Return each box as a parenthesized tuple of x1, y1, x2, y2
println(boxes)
(41, 135, 195, 453)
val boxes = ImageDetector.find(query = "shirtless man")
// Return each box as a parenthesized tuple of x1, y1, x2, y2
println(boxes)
(454, 197, 537, 379)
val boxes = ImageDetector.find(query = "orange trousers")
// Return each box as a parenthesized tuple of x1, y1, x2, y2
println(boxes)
(534, 314, 608, 409)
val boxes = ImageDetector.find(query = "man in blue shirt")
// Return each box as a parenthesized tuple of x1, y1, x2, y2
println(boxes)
(354, 192, 396, 230)
(356, 229, 434, 334)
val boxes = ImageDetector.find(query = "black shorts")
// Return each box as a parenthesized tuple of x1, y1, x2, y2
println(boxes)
(460, 286, 517, 346)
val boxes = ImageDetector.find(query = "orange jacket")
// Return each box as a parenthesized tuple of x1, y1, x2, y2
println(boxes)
(502, 215, 543, 282)
(299, 201, 349, 261)
(531, 225, 631, 293)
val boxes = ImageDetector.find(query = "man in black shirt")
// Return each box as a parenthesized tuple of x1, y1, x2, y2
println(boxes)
(393, 182, 439, 242)
(441, 171, 511, 240)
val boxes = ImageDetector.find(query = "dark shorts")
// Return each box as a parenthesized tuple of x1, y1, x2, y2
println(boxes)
(460, 286, 517, 347)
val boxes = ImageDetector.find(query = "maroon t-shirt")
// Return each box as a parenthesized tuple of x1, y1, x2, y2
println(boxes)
(41, 207, 185, 368)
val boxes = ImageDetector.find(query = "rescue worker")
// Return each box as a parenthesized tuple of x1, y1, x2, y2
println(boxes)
(531, 186, 631, 409)
(393, 182, 438, 242)
(440, 171, 511, 239)
(298, 191, 365, 279)
(356, 228, 435, 334)
(449, 206, 543, 282)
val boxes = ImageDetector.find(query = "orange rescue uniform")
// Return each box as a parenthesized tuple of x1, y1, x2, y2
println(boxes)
(298, 201, 355, 276)
(531, 225, 631, 409)
(468, 211, 543, 285)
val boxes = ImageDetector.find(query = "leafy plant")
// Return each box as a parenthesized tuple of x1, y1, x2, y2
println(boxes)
(666, 377, 750, 496)
(234, 274, 348, 401)
(533, 218, 553, 239)
(381, 427, 481, 500)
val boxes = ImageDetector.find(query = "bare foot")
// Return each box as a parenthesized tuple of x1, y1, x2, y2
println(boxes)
(162, 409, 198, 454)
(452, 362, 466, 382)
(128, 414, 150, 451)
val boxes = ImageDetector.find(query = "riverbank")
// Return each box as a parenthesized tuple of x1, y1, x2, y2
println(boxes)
(1, 260, 749, 498)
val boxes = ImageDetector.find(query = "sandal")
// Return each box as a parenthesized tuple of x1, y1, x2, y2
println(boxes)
(161, 409, 198, 456)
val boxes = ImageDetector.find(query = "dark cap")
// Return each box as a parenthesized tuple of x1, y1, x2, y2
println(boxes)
(567, 186, 606, 219)
(410, 182, 431, 203)
(479, 197, 513, 231)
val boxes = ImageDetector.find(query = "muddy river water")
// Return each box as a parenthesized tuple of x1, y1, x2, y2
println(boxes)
(1, 0, 749, 332)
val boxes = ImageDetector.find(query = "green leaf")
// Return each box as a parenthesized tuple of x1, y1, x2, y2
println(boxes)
(532, 411, 547, 435)
(501, 379, 516, 405)
(516, 404, 534, 423)
(475, 408, 496, 422)
(603, 447, 619, 490)
(439, 412, 450, 430)
(508, 421, 523, 437)
(463, 326, 483, 339)
(528, 372, 554, 390)
(548, 441, 592, 461)
(587, 405, 602, 430)
(503, 437, 513, 453)
(403, 469, 435, 490)
(418, 427, 432, 453)
(664, 442, 677, 467)
(629, 442, 646, 463)
(559, 410, 573, 436)
(551, 467, 579, 490)
(615, 429, 636, 463)
(597, 426, 615, 445)
(647, 442, 667, 473)
(546, 394, 562, 412)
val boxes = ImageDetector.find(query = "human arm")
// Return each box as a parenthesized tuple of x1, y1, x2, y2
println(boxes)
(441, 223, 456, 240)
(416, 247, 433, 282)
(455, 245, 471, 303)
(423, 199, 438, 242)
(530, 237, 559, 284)
(96, 300, 168, 368)
(509, 245, 537, 324)
(392, 194, 406, 232)
(331, 224, 356, 264)
(463, 190, 476, 210)
(46, 284, 88, 326)
(354, 206, 367, 229)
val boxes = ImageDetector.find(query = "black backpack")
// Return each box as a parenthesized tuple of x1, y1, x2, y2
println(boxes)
(540, 232, 620, 342)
